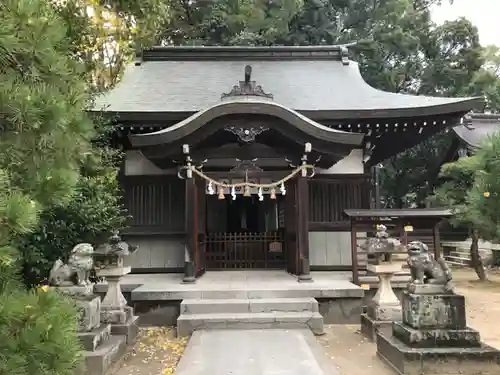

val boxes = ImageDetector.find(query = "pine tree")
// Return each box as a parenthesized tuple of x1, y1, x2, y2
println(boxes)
(0, 0, 95, 212)
(0, 1, 97, 373)
(432, 134, 500, 281)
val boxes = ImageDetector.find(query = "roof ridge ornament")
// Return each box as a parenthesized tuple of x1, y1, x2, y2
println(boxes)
(221, 65, 274, 100)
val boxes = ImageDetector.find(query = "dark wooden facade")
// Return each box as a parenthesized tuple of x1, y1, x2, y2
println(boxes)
(121, 173, 370, 274)
(123, 175, 186, 235)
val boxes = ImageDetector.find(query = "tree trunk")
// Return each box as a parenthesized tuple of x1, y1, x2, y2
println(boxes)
(470, 228, 487, 281)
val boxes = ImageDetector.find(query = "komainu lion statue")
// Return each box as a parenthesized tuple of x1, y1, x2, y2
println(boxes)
(49, 243, 94, 286)
(406, 240, 453, 290)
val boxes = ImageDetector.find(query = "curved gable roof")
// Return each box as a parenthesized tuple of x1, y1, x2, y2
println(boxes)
(129, 98, 364, 147)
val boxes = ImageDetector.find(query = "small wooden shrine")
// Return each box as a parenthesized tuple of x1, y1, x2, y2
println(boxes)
(93, 45, 481, 282)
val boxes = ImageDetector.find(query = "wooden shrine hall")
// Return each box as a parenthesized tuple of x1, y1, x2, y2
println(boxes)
(93, 45, 481, 283)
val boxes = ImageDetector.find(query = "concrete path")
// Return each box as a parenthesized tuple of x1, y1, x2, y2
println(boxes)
(174, 329, 339, 375)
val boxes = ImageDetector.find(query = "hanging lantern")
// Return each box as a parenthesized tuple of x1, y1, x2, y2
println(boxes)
(244, 185, 251, 197)
(270, 188, 276, 200)
(218, 187, 225, 200)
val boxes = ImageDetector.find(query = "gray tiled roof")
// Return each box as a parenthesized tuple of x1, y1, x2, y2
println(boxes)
(453, 113, 500, 148)
(93, 46, 479, 116)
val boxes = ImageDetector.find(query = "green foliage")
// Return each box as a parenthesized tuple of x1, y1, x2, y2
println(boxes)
(0, 0, 95, 210)
(18, 142, 128, 287)
(0, 289, 82, 375)
(0, 169, 40, 268)
(0, 1, 129, 287)
(158, 0, 303, 46)
(53, 0, 169, 89)
(380, 132, 452, 207)
(17, 113, 128, 287)
(0, 2, 103, 373)
(466, 45, 500, 112)
(433, 133, 500, 242)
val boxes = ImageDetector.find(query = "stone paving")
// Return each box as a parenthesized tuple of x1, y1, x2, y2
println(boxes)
(174, 329, 338, 375)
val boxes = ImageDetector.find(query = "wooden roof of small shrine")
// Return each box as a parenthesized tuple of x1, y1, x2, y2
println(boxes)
(453, 113, 500, 148)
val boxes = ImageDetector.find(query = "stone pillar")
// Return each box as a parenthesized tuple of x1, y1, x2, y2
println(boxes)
(96, 266, 139, 345)
(297, 175, 313, 283)
(361, 263, 402, 340)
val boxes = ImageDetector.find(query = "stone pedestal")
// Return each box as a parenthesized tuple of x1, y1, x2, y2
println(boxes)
(182, 261, 196, 284)
(96, 266, 139, 345)
(64, 294, 126, 375)
(376, 289, 500, 375)
(76, 295, 102, 332)
(361, 263, 402, 341)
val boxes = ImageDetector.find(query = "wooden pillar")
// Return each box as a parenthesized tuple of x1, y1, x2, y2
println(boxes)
(183, 178, 197, 283)
(284, 179, 298, 275)
(196, 180, 206, 276)
(297, 175, 312, 282)
(350, 220, 359, 285)
(433, 221, 441, 259)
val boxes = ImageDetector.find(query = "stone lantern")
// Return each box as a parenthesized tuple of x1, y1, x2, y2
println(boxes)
(48, 243, 127, 375)
(360, 224, 406, 340)
(93, 232, 139, 344)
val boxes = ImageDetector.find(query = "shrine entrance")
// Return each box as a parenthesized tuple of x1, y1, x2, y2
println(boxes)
(203, 192, 287, 270)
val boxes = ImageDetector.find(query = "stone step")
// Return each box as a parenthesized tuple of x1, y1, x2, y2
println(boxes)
(177, 311, 324, 337)
(82, 335, 127, 375)
(181, 298, 318, 315)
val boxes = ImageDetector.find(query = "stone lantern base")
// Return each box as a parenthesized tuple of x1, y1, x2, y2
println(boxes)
(361, 263, 402, 341)
(96, 266, 139, 345)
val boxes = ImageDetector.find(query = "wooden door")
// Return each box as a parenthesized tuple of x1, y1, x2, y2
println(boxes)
(284, 178, 299, 274)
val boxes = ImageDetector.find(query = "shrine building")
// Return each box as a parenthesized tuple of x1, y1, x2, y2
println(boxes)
(93, 45, 481, 283)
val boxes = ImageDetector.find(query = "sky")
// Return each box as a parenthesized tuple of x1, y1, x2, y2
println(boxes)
(431, 0, 500, 46)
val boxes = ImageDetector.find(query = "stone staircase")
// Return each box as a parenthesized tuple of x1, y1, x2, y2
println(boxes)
(177, 297, 324, 337)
